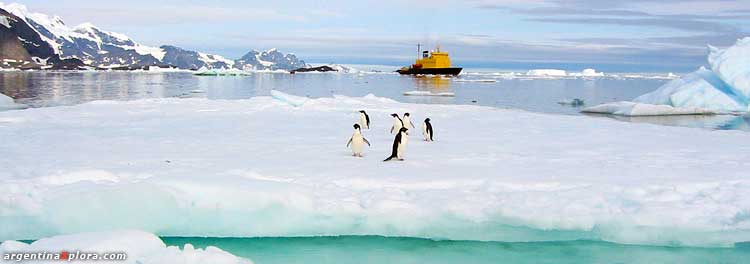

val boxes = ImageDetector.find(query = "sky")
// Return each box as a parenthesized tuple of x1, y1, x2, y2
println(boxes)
(10, 0, 750, 72)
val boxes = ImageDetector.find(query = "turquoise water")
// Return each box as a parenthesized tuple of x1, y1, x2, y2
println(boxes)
(163, 236, 750, 264)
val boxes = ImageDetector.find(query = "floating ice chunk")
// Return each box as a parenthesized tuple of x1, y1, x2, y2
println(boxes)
(709, 37, 750, 99)
(634, 67, 746, 112)
(0, 230, 253, 264)
(270, 90, 309, 106)
(526, 69, 567, 76)
(403, 91, 456, 97)
(581, 101, 716, 116)
(0, 93, 28, 111)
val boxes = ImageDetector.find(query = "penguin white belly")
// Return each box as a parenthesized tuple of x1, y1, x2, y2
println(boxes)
(351, 133, 365, 155)
(422, 124, 429, 140)
(392, 120, 403, 134)
(397, 135, 408, 158)
(403, 116, 414, 129)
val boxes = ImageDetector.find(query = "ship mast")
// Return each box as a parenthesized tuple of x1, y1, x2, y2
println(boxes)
(417, 43, 421, 60)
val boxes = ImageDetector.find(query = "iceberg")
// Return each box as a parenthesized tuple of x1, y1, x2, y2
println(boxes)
(589, 37, 750, 114)
(0, 230, 253, 264)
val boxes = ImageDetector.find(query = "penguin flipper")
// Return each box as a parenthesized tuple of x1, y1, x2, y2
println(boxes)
(346, 138, 352, 147)
(363, 138, 371, 146)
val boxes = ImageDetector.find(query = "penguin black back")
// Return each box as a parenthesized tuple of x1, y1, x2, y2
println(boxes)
(384, 127, 408, 161)
(425, 118, 433, 141)
(360, 110, 370, 127)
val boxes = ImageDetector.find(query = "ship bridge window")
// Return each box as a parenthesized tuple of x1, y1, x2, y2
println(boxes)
(422, 51, 429, 58)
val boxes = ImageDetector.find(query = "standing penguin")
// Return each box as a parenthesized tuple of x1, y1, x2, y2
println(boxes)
(358, 110, 370, 129)
(402, 113, 415, 130)
(422, 118, 434, 141)
(390, 113, 403, 134)
(346, 124, 370, 157)
(384, 127, 409, 161)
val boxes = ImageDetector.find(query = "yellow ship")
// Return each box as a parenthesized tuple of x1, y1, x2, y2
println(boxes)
(397, 44, 462, 75)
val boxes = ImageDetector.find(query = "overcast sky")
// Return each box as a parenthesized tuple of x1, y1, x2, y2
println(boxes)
(11, 0, 750, 71)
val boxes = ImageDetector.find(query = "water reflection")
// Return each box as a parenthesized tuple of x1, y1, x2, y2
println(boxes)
(2, 71, 748, 131)
(584, 113, 750, 131)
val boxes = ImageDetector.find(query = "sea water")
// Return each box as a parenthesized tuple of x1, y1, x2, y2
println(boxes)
(1, 70, 748, 131)
(162, 236, 750, 264)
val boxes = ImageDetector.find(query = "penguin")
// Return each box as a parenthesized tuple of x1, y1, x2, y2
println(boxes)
(346, 124, 370, 157)
(423, 118, 434, 141)
(402, 112, 415, 129)
(390, 113, 404, 134)
(358, 110, 370, 129)
(384, 127, 409, 161)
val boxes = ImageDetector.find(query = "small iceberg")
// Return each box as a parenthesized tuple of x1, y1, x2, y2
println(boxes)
(582, 101, 716, 116)
(403, 91, 456, 97)
(270, 90, 309, 107)
(0, 93, 28, 111)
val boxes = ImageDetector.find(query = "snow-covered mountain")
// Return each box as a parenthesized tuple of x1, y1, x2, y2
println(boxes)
(0, 3, 306, 70)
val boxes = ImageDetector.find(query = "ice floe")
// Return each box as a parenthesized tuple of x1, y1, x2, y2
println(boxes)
(1, 93, 750, 247)
(403, 91, 456, 97)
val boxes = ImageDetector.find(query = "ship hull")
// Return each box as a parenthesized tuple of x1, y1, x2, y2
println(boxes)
(397, 67, 462, 75)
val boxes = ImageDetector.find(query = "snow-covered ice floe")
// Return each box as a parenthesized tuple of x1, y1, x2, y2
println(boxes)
(403, 91, 456, 97)
(2, 92, 750, 247)
(193, 67, 250, 76)
(0, 93, 28, 111)
(581, 101, 717, 116)
(0, 230, 252, 264)
(589, 37, 750, 114)
(270, 90, 308, 106)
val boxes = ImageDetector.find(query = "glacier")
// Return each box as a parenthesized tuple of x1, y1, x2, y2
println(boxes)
(589, 37, 750, 115)
(1, 92, 750, 247)
(0, 230, 253, 264)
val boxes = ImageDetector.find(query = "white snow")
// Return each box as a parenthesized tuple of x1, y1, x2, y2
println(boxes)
(0, 93, 28, 111)
(581, 101, 717, 116)
(0, 14, 10, 28)
(0, 230, 253, 264)
(1, 93, 750, 247)
(526, 69, 567, 76)
(198, 52, 234, 68)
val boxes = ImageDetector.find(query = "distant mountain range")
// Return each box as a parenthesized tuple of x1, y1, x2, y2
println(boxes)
(0, 3, 307, 71)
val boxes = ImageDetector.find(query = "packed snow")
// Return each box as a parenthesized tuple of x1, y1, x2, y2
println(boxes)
(1, 92, 749, 247)
(0, 93, 27, 111)
(0, 230, 253, 264)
